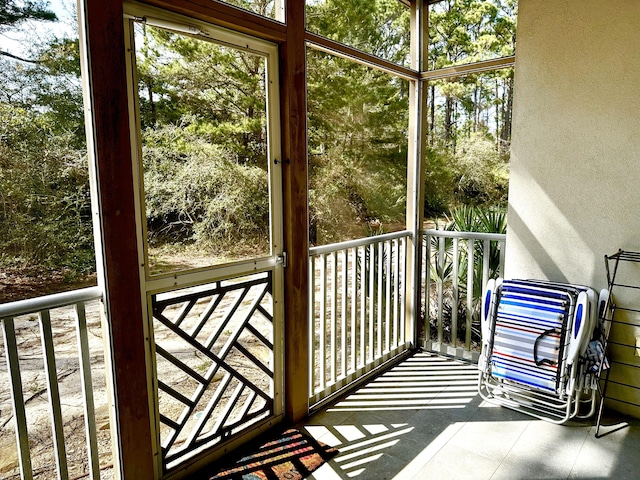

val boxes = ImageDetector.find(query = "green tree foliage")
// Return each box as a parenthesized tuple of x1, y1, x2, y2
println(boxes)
(425, 0, 516, 215)
(0, 3, 93, 280)
(0, 103, 93, 275)
(308, 0, 516, 244)
(136, 25, 267, 166)
(0, 0, 56, 62)
(307, 0, 411, 65)
(143, 122, 269, 249)
(307, 49, 409, 244)
(428, 0, 516, 68)
(0, 0, 55, 29)
(216, 0, 275, 18)
(1, 38, 86, 146)
(134, 25, 271, 261)
(454, 133, 508, 204)
(425, 132, 509, 215)
(306, 0, 411, 245)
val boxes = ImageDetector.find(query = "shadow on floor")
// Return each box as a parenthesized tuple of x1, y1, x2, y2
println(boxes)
(301, 352, 640, 480)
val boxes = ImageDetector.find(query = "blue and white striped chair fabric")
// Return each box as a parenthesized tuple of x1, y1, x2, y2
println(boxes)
(490, 281, 572, 393)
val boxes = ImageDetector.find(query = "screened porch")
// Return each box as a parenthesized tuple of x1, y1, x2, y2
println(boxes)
(1, 0, 640, 479)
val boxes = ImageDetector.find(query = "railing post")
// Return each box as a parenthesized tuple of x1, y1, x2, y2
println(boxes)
(340, 248, 348, 380)
(350, 247, 357, 374)
(75, 302, 100, 480)
(466, 238, 474, 349)
(330, 251, 337, 385)
(482, 239, 491, 290)
(377, 241, 384, 359)
(2, 317, 33, 480)
(359, 246, 366, 368)
(309, 255, 316, 397)
(499, 239, 507, 277)
(394, 238, 402, 349)
(319, 253, 327, 392)
(400, 237, 407, 344)
(437, 236, 445, 344)
(368, 243, 375, 363)
(451, 238, 459, 348)
(39, 311, 69, 480)
(424, 233, 431, 348)
(385, 239, 392, 354)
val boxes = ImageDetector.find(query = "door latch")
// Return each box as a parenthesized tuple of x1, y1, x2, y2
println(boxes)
(276, 252, 287, 268)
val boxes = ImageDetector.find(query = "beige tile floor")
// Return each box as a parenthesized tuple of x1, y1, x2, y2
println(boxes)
(301, 352, 640, 480)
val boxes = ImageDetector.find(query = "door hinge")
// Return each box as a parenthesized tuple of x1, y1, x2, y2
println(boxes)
(276, 252, 287, 268)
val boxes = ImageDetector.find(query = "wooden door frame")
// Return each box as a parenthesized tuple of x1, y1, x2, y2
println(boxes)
(79, 1, 156, 477)
(80, 1, 311, 478)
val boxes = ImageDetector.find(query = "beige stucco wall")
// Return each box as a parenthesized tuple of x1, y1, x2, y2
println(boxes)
(506, 0, 640, 416)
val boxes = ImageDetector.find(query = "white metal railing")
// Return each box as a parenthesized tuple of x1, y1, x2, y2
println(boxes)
(420, 229, 506, 360)
(309, 231, 411, 406)
(0, 286, 106, 480)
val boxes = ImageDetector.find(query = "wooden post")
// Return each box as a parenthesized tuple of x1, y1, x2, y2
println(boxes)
(78, 1, 156, 478)
(281, 0, 310, 423)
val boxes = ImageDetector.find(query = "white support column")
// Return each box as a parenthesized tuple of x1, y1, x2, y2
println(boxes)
(406, 0, 428, 347)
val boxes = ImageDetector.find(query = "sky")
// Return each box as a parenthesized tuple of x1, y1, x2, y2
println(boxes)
(0, 0, 77, 56)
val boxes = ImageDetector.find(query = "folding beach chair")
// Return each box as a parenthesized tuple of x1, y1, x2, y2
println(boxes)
(478, 278, 608, 424)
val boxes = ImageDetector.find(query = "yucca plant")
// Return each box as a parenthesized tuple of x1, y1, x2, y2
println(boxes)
(427, 205, 506, 345)
(451, 205, 506, 299)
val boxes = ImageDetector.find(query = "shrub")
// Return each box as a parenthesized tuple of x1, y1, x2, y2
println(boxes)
(424, 134, 510, 216)
(452, 134, 509, 207)
(143, 124, 269, 250)
(0, 104, 94, 275)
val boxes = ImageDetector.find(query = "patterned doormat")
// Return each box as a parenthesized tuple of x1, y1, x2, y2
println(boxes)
(211, 428, 338, 480)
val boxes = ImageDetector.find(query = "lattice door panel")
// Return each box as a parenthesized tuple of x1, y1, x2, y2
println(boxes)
(151, 272, 275, 470)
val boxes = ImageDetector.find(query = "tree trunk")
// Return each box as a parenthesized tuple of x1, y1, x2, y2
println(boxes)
(445, 95, 453, 145)
(500, 74, 513, 152)
(474, 83, 480, 133)
(495, 78, 500, 151)
(146, 80, 156, 127)
(451, 100, 457, 155)
(429, 83, 435, 145)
